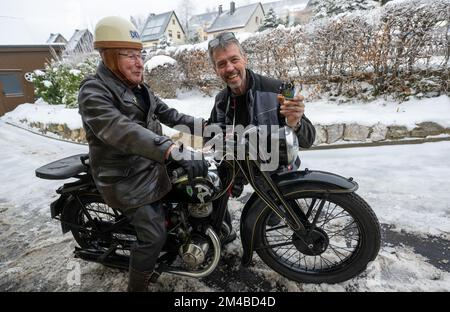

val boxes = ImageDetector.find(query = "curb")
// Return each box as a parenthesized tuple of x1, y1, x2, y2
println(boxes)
(5, 120, 450, 150)
(4, 121, 88, 146)
(307, 136, 450, 151)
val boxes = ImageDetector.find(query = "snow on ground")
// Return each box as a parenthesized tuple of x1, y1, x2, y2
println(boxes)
(300, 142, 450, 238)
(306, 95, 450, 129)
(0, 120, 448, 291)
(4, 99, 83, 130)
(3, 92, 450, 132)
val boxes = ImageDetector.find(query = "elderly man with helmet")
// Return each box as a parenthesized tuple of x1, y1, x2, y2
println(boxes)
(78, 16, 209, 292)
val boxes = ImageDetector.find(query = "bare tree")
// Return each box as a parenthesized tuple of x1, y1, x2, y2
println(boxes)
(176, 0, 193, 41)
(130, 14, 147, 33)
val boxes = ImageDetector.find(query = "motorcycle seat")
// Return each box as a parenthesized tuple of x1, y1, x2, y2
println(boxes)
(35, 154, 89, 180)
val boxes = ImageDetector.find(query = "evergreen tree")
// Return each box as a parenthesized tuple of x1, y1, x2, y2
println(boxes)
(130, 15, 146, 33)
(309, 0, 379, 20)
(259, 8, 281, 32)
(157, 35, 173, 50)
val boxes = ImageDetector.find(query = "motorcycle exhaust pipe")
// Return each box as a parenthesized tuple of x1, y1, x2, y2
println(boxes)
(166, 227, 221, 278)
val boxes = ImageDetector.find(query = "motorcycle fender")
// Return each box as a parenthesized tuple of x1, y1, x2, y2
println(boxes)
(50, 194, 73, 234)
(240, 169, 358, 266)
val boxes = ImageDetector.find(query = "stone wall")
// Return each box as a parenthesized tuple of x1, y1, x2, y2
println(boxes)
(19, 120, 450, 147)
(313, 121, 450, 145)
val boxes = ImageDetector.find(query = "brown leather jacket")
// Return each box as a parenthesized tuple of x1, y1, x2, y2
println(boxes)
(78, 62, 203, 211)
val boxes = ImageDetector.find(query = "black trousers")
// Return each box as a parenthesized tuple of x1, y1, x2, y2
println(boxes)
(124, 202, 167, 272)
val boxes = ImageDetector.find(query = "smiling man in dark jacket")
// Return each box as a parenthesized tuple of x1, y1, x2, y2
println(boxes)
(206, 32, 316, 237)
(207, 32, 315, 148)
(78, 16, 208, 292)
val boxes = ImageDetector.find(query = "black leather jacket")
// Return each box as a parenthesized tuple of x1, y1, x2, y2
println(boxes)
(207, 69, 316, 148)
(78, 62, 203, 211)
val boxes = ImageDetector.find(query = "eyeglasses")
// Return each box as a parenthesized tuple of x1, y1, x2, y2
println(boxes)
(118, 50, 147, 62)
(208, 32, 237, 50)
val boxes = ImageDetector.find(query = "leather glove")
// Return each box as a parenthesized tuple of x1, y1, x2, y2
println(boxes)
(168, 144, 208, 183)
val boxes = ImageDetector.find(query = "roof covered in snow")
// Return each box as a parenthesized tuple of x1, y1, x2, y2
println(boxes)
(46, 33, 67, 44)
(207, 3, 263, 33)
(189, 11, 218, 29)
(141, 11, 183, 42)
(263, 0, 309, 16)
(65, 29, 93, 53)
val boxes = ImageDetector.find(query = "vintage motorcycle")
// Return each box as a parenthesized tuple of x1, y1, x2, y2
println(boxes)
(35, 125, 381, 284)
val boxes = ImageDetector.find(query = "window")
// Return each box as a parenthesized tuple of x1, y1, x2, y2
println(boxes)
(172, 19, 175, 25)
(168, 30, 173, 38)
(0, 72, 23, 96)
(177, 31, 181, 39)
(255, 16, 259, 24)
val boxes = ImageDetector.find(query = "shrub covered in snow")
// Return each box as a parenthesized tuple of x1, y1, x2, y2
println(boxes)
(242, 0, 449, 100)
(171, 48, 224, 95)
(142, 0, 447, 101)
(31, 0, 447, 102)
(144, 55, 180, 98)
(31, 54, 98, 108)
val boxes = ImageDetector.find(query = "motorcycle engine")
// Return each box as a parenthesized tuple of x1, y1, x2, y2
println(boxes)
(179, 235, 209, 268)
(188, 202, 213, 218)
(170, 171, 222, 205)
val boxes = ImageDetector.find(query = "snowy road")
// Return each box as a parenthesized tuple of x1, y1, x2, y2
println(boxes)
(0, 121, 449, 292)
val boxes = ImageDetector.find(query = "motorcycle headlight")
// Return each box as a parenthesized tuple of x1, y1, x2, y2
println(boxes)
(276, 126, 299, 167)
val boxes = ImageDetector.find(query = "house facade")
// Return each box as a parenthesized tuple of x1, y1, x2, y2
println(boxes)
(141, 11, 185, 50)
(46, 33, 67, 44)
(188, 11, 218, 42)
(64, 29, 94, 55)
(263, 0, 310, 26)
(206, 2, 265, 39)
(0, 44, 65, 116)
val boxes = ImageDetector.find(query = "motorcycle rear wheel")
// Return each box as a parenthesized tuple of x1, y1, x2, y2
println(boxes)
(64, 194, 135, 252)
(253, 184, 381, 284)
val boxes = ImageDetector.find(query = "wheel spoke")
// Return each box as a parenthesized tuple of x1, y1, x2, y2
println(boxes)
(321, 202, 338, 225)
(74, 196, 131, 250)
(259, 240, 295, 250)
(320, 209, 349, 228)
(265, 224, 289, 232)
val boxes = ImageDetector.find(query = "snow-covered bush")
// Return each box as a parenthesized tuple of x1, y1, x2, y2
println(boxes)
(241, 0, 448, 100)
(309, 0, 378, 20)
(31, 54, 98, 108)
(157, 35, 173, 50)
(172, 48, 223, 95)
(144, 55, 180, 98)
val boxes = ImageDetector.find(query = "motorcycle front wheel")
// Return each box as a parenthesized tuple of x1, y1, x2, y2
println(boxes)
(253, 184, 381, 284)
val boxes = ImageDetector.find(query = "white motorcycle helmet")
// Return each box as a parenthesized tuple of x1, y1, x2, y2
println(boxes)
(94, 16, 143, 50)
(94, 16, 144, 85)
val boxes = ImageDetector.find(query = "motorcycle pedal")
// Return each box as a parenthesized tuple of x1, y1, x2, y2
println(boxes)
(148, 270, 161, 283)
(149, 263, 168, 283)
